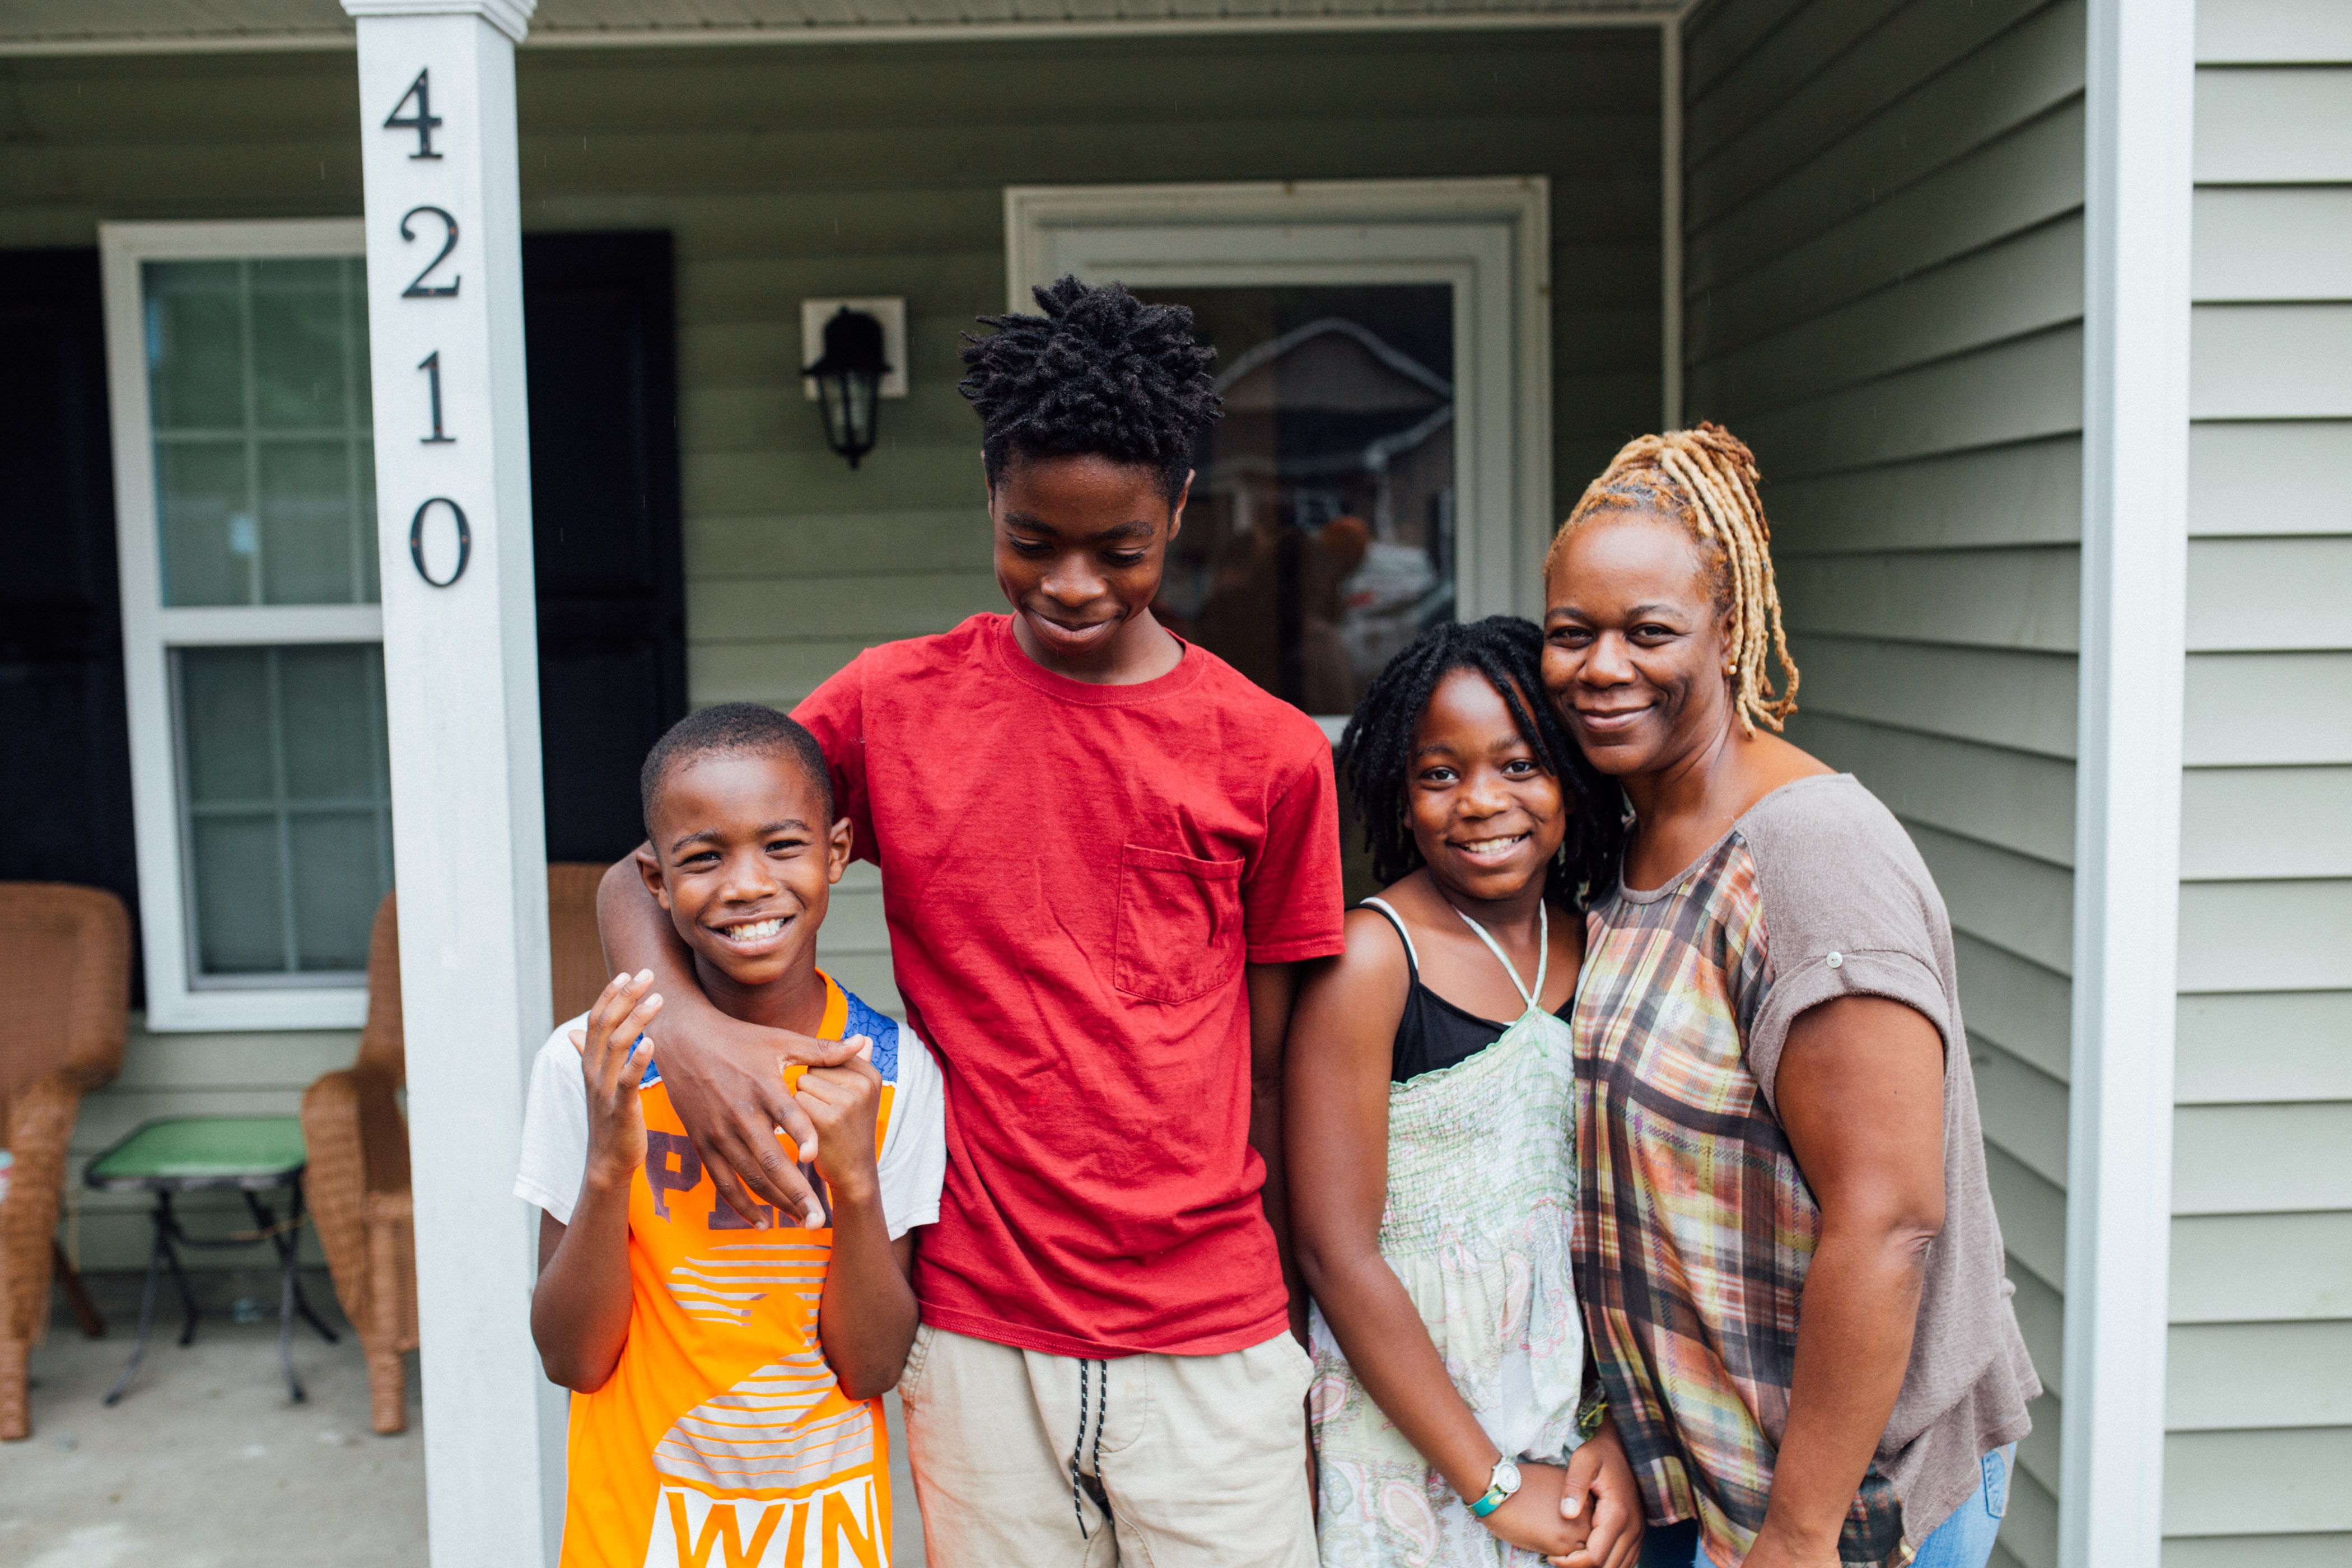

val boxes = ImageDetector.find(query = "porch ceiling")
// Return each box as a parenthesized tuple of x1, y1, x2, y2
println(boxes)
(0, 0, 1666, 53)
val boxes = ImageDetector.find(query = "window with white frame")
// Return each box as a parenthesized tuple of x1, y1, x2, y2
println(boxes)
(102, 221, 390, 1030)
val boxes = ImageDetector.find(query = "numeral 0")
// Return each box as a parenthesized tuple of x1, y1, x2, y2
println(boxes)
(409, 498, 472, 588)
(399, 206, 460, 298)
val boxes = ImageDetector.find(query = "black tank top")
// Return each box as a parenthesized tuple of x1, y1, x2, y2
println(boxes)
(1362, 900, 1574, 1084)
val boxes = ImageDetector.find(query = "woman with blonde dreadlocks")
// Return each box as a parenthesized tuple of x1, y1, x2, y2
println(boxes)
(1541, 425, 2040, 1568)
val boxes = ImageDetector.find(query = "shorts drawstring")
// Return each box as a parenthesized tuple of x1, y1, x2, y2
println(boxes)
(1069, 1357, 1109, 1538)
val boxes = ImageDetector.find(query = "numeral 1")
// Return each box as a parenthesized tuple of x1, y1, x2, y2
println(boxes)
(418, 351, 455, 444)
(384, 69, 443, 161)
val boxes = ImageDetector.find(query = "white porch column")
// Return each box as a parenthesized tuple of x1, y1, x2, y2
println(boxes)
(2064, 0, 2195, 1565)
(341, 2, 564, 1562)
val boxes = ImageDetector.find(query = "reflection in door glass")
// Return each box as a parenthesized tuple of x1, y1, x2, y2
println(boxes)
(1145, 286, 1456, 716)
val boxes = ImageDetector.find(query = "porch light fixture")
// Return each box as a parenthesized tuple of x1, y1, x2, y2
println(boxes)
(804, 306, 892, 469)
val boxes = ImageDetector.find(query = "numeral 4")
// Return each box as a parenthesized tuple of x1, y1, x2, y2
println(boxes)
(384, 68, 443, 161)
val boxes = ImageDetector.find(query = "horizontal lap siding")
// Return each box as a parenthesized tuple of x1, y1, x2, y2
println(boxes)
(1678, 0, 2084, 1558)
(514, 32, 1661, 1065)
(496, 33, 1662, 717)
(0, 34, 1660, 1264)
(2169, 16, 2352, 1562)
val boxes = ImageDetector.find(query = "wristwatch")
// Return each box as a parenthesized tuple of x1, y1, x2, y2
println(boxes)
(1468, 1457, 1523, 1519)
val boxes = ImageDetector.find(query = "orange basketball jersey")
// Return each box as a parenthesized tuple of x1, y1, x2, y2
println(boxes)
(518, 974, 944, 1568)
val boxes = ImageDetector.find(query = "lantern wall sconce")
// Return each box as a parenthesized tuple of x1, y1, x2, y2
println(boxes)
(801, 296, 907, 470)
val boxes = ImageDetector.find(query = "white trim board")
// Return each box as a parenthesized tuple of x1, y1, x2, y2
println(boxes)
(0, 9, 1674, 56)
(2065, 0, 2195, 1562)
(100, 218, 378, 1033)
(1005, 179, 1553, 635)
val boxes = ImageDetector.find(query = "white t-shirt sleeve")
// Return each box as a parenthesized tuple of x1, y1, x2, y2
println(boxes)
(876, 1026, 947, 1242)
(514, 1013, 594, 1226)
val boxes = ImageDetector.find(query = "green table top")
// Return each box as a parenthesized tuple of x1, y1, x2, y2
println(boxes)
(85, 1117, 308, 1193)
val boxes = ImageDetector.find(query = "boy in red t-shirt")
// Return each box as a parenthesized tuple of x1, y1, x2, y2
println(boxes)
(600, 277, 1343, 1564)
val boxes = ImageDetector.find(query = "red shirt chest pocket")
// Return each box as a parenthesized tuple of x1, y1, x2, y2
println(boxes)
(1113, 843, 1247, 1004)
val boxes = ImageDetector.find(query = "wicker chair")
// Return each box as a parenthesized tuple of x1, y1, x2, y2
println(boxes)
(0, 883, 132, 1441)
(301, 864, 613, 1435)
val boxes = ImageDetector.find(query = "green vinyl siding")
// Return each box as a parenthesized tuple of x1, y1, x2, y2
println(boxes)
(1, 30, 1660, 1264)
(2166, 7, 2352, 1561)
(498, 32, 1661, 716)
(1677, 0, 2085, 1562)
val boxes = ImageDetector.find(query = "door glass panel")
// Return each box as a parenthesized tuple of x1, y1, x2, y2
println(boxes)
(174, 645, 393, 981)
(145, 256, 377, 607)
(1144, 285, 1456, 716)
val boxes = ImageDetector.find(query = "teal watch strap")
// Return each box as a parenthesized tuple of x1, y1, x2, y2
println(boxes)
(1468, 1458, 1520, 1519)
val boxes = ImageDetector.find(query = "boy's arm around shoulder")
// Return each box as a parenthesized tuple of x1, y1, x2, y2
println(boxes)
(592, 659, 878, 1230)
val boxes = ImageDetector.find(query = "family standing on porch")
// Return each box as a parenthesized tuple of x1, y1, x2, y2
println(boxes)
(512, 277, 2040, 1568)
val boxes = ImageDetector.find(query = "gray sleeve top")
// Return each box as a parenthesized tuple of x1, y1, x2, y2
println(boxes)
(1740, 775, 2045, 1544)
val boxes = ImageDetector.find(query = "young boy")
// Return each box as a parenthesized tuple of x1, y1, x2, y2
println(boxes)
(519, 704, 946, 1567)
(599, 277, 1344, 1565)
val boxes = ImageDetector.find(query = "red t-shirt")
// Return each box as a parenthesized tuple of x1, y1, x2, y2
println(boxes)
(794, 614, 1344, 1357)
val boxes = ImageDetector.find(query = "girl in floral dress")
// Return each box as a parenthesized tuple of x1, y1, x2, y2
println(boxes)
(1289, 617, 1642, 1568)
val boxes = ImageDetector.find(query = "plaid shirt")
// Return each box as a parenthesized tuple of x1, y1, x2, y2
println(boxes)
(1574, 833, 1907, 1567)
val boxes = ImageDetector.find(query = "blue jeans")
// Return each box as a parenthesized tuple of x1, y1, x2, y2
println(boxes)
(1639, 1447, 2014, 1568)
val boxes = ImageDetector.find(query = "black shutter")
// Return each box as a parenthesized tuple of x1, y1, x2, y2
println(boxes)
(0, 233, 685, 995)
(520, 231, 687, 863)
(0, 249, 142, 994)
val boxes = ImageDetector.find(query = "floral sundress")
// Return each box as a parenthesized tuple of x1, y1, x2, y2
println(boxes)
(1309, 898, 1587, 1567)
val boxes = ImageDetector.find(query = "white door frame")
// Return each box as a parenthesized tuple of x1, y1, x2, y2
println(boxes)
(1004, 179, 1553, 627)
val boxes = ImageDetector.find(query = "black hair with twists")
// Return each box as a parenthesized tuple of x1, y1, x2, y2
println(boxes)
(640, 702, 834, 841)
(958, 275, 1221, 502)
(1337, 617, 1626, 907)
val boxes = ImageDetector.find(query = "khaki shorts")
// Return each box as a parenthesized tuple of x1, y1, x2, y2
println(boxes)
(899, 1323, 1318, 1567)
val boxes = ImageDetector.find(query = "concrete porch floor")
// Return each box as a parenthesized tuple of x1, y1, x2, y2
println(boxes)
(4, 1268, 424, 1568)
(5, 1269, 924, 1566)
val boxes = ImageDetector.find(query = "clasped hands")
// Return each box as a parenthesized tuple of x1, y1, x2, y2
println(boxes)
(1474, 1422, 1643, 1568)
(648, 1010, 875, 1229)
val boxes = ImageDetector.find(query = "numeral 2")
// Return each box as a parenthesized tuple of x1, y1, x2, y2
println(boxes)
(384, 69, 444, 161)
(399, 206, 460, 298)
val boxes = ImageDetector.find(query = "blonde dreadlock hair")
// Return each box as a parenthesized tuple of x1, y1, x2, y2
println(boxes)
(1546, 422, 1799, 736)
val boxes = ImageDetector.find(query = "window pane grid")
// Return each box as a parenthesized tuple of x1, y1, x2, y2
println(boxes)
(146, 256, 377, 609)
(170, 644, 393, 984)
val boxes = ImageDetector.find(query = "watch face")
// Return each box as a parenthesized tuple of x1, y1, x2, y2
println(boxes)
(1494, 1459, 1523, 1497)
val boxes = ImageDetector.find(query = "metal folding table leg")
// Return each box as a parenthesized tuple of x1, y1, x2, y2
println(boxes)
(101, 1200, 170, 1406)
(243, 1192, 307, 1402)
(279, 1180, 338, 1345)
(158, 1193, 202, 1347)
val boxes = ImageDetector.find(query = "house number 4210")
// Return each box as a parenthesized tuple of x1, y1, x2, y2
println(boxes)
(386, 67, 468, 587)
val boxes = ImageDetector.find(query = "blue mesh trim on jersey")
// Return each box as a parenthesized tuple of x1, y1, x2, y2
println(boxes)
(841, 988, 901, 1082)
